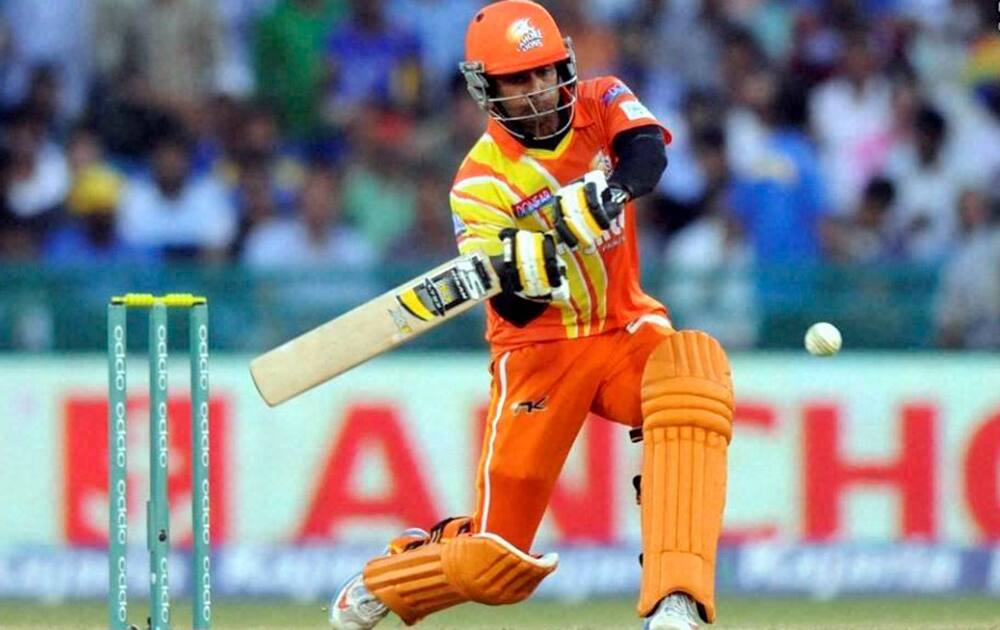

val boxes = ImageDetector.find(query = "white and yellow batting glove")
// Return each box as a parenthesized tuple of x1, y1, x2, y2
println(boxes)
(499, 228, 568, 302)
(552, 170, 627, 250)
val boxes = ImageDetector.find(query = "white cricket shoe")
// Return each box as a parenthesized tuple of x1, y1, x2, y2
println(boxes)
(643, 592, 700, 630)
(328, 571, 389, 630)
(328, 528, 429, 630)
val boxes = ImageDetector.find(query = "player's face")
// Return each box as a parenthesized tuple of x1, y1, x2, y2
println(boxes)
(493, 64, 560, 137)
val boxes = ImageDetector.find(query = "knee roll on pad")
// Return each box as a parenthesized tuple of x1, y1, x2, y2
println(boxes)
(641, 330, 733, 438)
(363, 532, 558, 625)
(638, 330, 733, 622)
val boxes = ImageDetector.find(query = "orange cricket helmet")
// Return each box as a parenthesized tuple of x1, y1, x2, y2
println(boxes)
(459, 0, 578, 140)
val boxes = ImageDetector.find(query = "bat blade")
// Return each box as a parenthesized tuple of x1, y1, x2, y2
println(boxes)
(249, 252, 499, 406)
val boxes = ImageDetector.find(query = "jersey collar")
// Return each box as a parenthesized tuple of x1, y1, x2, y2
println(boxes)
(486, 102, 594, 160)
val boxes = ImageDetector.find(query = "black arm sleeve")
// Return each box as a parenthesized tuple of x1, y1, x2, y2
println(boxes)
(489, 291, 548, 327)
(608, 124, 668, 199)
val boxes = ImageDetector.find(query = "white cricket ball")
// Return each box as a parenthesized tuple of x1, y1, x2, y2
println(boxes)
(804, 322, 842, 356)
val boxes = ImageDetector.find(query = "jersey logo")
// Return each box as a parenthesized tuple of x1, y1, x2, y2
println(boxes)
(452, 213, 468, 236)
(511, 396, 548, 415)
(508, 18, 543, 52)
(602, 82, 631, 104)
(590, 150, 613, 178)
(512, 189, 553, 218)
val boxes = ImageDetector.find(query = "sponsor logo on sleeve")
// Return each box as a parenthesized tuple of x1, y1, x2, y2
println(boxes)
(602, 82, 632, 104)
(620, 100, 655, 121)
(452, 214, 468, 237)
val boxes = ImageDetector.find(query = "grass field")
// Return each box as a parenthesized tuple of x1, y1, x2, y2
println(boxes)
(3, 597, 1000, 629)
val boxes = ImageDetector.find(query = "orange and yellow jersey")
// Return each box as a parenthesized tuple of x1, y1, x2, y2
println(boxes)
(450, 76, 672, 353)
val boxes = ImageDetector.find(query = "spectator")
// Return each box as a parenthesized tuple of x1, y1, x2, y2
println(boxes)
(209, 102, 307, 244)
(730, 75, 830, 346)
(933, 188, 1000, 349)
(655, 90, 726, 206)
(186, 94, 246, 177)
(645, 0, 738, 101)
(0, 143, 31, 259)
(243, 164, 374, 268)
(885, 104, 962, 262)
(810, 29, 894, 212)
(214, 0, 277, 97)
(0, 0, 93, 122)
(19, 65, 65, 138)
(341, 110, 417, 254)
(116, 129, 237, 259)
(233, 103, 306, 202)
(92, 0, 134, 84)
(65, 124, 112, 176)
(2, 107, 70, 249)
(39, 124, 153, 264)
(548, 1, 620, 80)
(661, 125, 758, 349)
(787, 7, 845, 87)
(243, 163, 378, 348)
(827, 176, 902, 263)
(324, 0, 422, 126)
(231, 155, 281, 256)
(385, 174, 454, 264)
(730, 75, 829, 264)
(119, 0, 221, 123)
(254, 0, 346, 138)
(43, 165, 155, 264)
(421, 73, 491, 170)
(387, 0, 483, 101)
(726, 62, 775, 179)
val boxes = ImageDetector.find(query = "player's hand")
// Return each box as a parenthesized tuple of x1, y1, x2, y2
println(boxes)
(498, 228, 568, 302)
(552, 170, 627, 250)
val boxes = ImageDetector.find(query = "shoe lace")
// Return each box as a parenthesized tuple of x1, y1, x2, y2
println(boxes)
(662, 594, 697, 620)
(351, 584, 387, 621)
(356, 596, 386, 620)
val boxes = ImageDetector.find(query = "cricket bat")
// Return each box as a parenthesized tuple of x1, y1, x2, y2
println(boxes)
(249, 252, 500, 406)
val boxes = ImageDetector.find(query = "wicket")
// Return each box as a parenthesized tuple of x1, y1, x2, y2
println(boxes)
(107, 293, 211, 630)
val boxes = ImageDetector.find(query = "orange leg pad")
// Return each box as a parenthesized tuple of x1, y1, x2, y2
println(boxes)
(363, 532, 558, 625)
(639, 330, 733, 622)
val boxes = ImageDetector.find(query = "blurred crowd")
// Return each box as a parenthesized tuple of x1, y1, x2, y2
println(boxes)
(0, 0, 998, 348)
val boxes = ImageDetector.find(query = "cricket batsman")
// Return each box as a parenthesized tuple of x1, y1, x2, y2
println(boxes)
(330, 2, 734, 628)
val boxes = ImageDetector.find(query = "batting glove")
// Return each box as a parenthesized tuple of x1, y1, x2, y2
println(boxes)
(552, 170, 627, 250)
(499, 228, 569, 303)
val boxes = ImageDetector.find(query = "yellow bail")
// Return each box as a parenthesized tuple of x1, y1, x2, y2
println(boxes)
(110, 293, 207, 308)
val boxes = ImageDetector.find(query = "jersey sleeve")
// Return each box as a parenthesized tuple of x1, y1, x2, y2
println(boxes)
(595, 76, 672, 146)
(449, 175, 516, 257)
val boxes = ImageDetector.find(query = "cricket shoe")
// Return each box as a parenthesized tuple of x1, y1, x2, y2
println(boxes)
(328, 571, 387, 630)
(328, 528, 428, 630)
(643, 592, 700, 630)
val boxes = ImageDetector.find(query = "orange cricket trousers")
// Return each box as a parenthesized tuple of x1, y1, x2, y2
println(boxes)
(471, 316, 673, 551)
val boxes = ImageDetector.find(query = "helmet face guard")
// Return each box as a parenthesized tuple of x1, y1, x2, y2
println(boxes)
(460, 37, 578, 141)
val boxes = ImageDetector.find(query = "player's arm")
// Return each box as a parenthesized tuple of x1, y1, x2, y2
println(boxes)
(550, 126, 667, 250)
(608, 124, 668, 200)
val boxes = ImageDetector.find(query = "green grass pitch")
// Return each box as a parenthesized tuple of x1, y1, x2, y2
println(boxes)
(2, 597, 999, 629)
